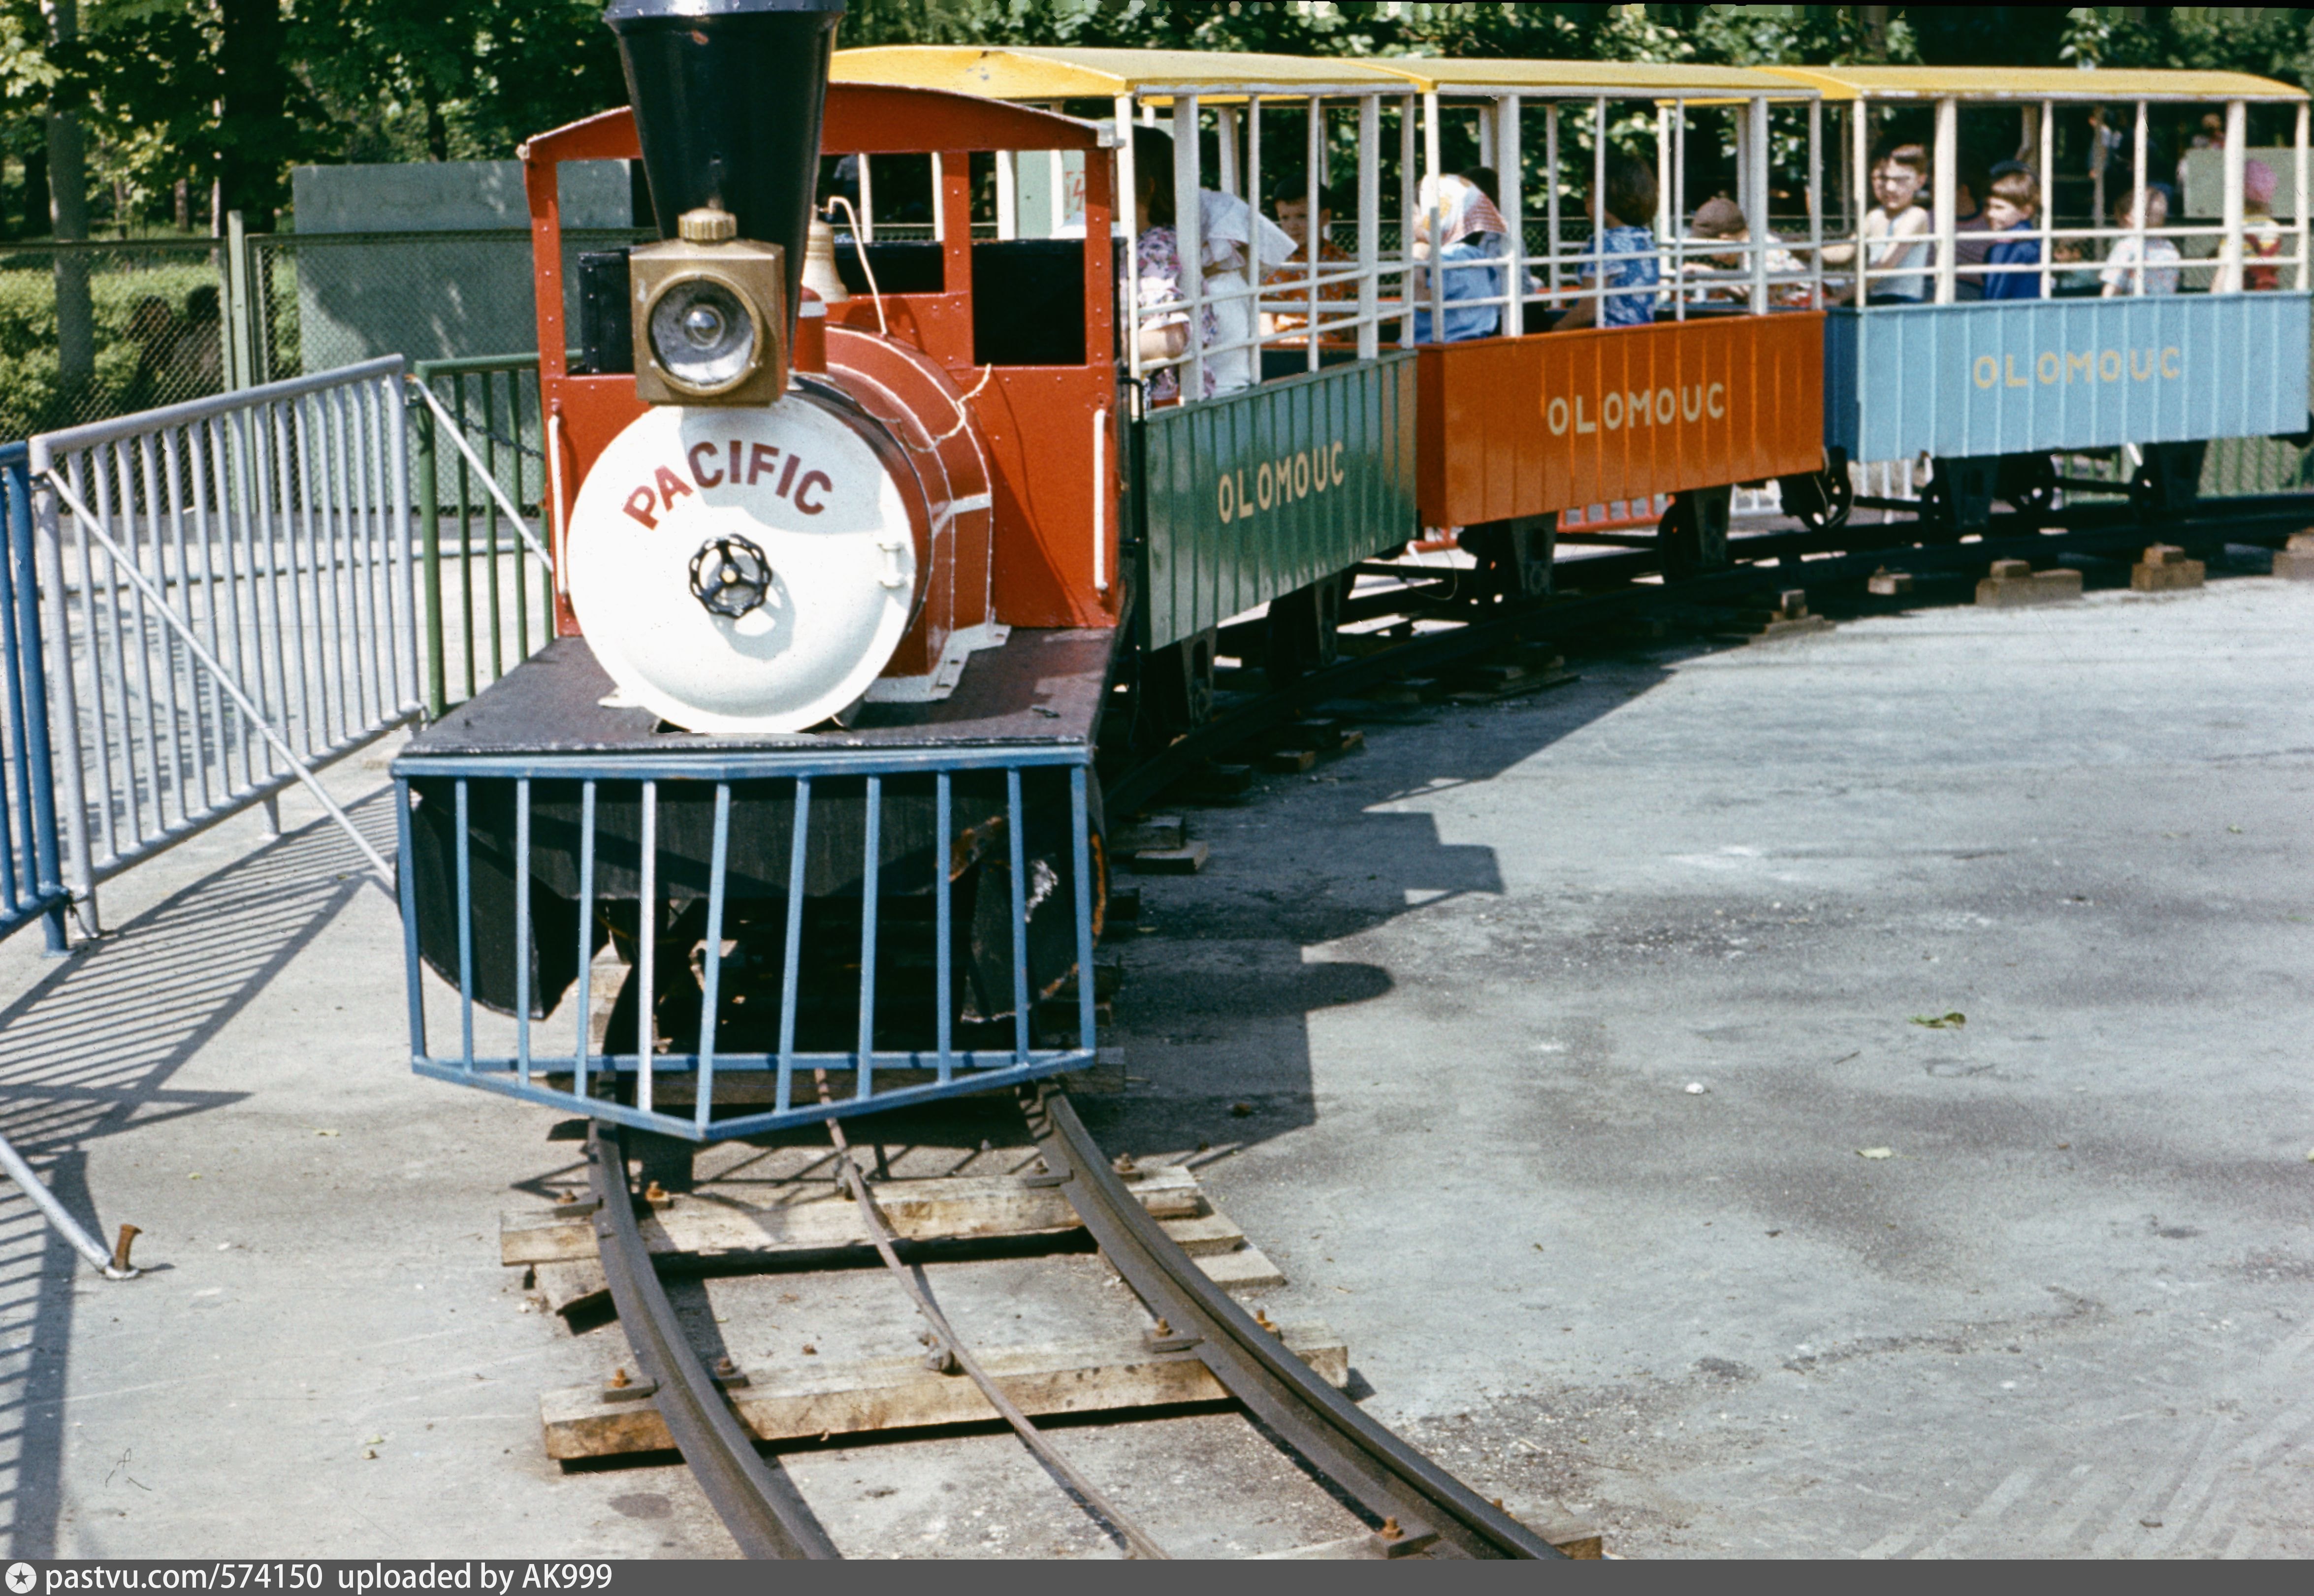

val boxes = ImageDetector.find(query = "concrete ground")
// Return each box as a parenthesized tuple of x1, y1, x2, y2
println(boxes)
(0, 565, 2308, 1558)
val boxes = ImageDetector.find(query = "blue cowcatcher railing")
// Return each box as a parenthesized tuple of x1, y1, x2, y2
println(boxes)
(0, 443, 68, 954)
(394, 744, 1101, 1143)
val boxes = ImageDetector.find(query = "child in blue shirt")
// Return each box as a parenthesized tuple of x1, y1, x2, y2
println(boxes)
(1981, 168, 2044, 301)
(1555, 155, 1661, 329)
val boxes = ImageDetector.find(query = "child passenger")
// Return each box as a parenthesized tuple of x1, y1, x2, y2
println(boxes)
(1980, 168, 2045, 301)
(1412, 172, 1508, 342)
(2099, 187, 2181, 296)
(1554, 155, 1661, 330)
(1828, 145, 1930, 303)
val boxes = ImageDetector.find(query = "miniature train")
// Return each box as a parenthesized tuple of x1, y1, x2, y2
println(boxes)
(393, 1, 2311, 1140)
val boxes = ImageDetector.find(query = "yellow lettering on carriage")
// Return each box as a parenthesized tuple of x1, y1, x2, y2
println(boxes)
(1575, 395, 1597, 434)
(1213, 442, 1348, 528)
(1546, 396, 1571, 436)
(1976, 345, 2185, 390)
(1706, 382, 1726, 419)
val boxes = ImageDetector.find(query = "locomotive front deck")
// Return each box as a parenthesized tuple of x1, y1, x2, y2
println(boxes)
(393, 627, 1116, 1142)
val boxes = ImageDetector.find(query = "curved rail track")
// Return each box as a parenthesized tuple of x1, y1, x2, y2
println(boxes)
(585, 490, 2314, 1558)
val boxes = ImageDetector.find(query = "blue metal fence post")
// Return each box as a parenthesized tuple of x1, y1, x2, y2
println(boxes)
(0, 446, 69, 953)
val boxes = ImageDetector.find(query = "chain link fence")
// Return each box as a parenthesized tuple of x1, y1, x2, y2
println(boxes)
(244, 227, 651, 385)
(0, 239, 233, 441)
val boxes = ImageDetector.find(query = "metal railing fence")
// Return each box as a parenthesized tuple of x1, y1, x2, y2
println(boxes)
(395, 746, 1099, 1143)
(30, 356, 420, 929)
(0, 447, 67, 951)
(411, 355, 553, 717)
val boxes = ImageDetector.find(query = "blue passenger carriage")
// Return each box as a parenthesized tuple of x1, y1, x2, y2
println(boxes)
(1762, 66, 2311, 525)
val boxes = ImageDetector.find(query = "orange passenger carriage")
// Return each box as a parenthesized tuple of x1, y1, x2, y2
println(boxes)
(1366, 59, 1834, 582)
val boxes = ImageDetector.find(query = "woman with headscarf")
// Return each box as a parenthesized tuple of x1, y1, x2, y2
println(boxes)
(1413, 172, 1509, 343)
(1196, 187, 1298, 394)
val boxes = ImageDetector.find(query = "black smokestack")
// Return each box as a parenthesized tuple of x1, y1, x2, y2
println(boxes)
(605, 0, 845, 327)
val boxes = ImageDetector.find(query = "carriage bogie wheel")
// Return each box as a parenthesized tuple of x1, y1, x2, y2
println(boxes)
(1797, 467, 1853, 532)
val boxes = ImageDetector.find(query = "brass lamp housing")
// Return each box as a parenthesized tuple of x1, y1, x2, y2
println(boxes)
(631, 207, 790, 406)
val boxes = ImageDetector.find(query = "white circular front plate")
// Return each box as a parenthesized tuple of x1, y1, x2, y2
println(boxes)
(569, 399, 918, 733)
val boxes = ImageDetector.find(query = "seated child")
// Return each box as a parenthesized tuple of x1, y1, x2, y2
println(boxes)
(1412, 173, 1508, 343)
(1980, 168, 2045, 301)
(2099, 187, 2181, 296)
(1680, 196, 1809, 307)
(1555, 155, 1661, 329)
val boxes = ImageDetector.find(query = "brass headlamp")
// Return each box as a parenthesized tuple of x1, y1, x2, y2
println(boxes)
(631, 206, 789, 405)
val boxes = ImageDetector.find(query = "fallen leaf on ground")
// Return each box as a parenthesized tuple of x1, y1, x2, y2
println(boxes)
(1857, 1147, 1895, 1160)
(1909, 1013, 1965, 1029)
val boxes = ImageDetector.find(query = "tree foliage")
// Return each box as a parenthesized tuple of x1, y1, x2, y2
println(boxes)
(6, 2, 2313, 234)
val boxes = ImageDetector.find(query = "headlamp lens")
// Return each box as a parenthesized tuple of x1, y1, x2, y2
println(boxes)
(649, 279, 755, 391)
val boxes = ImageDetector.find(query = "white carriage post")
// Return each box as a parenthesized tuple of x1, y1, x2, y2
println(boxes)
(2221, 97, 2248, 295)
(1498, 94, 1524, 338)
(1113, 93, 1138, 393)
(1356, 93, 1380, 363)
(1172, 92, 1202, 402)
(1932, 96, 1957, 306)
(1807, 98, 1824, 310)
(2131, 99, 2150, 297)
(2299, 99, 2312, 292)
(1747, 92, 1772, 315)
(2037, 99, 2055, 301)
(1668, 97, 1685, 323)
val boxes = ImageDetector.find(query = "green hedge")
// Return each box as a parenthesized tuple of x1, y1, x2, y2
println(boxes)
(0, 258, 225, 439)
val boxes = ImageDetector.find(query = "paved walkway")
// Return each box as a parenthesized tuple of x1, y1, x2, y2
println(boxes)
(0, 571, 2308, 1557)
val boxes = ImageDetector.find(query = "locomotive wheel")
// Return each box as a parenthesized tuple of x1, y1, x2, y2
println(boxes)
(1657, 487, 1731, 583)
(1264, 573, 1347, 690)
(1142, 627, 1217, 737)
(1998, 452, 2060, 517)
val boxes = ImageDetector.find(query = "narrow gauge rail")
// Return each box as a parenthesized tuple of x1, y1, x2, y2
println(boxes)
(578, 487, 2308, 1560)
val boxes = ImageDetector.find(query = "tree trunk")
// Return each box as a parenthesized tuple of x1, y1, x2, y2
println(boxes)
(45, 0, 94, 393)
(23, 141, 47, 238)
(425, 95, 449, 162)
(218, 0, 286, 231)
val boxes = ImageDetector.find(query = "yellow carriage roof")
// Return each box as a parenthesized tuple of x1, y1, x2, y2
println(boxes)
(832, 46, 1410, 99)
(1760, 65, 2305, 103)
(1366, 58, 1812, 97)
